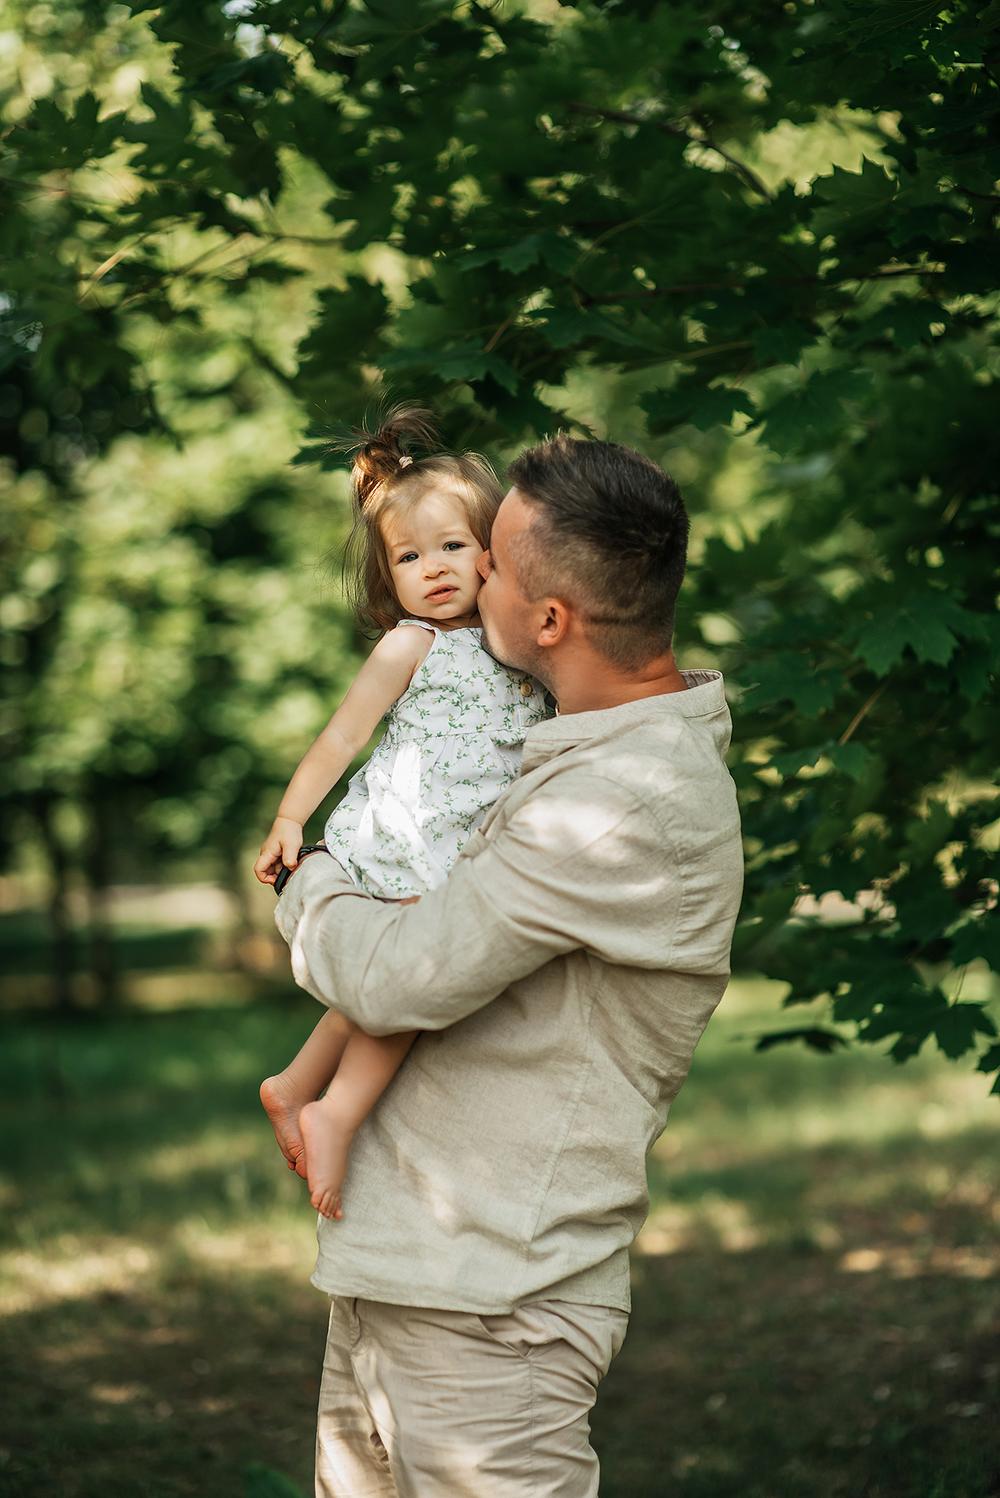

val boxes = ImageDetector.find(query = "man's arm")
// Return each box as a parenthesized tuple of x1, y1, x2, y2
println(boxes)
(274, 773, 663, 1035)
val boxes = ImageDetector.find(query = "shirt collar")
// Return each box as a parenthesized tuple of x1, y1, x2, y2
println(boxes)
(521, 669, 728, 774)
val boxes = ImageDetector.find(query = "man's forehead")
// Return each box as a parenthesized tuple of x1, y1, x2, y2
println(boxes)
(492, 488, 535, 548)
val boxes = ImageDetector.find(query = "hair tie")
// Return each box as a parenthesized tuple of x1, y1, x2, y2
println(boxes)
(397, 454, 413, 469)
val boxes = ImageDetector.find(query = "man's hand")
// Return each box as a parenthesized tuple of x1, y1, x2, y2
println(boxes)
(254, 816, 305, 885)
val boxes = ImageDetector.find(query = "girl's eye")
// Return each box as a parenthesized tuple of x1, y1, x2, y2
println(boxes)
(443, 541, 465, 551)
(397, 552, 418, 564)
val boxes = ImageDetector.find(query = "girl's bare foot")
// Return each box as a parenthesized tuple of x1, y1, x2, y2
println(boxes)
(259, 1073, 308, 1180)
(299, 1099, 354, 1220)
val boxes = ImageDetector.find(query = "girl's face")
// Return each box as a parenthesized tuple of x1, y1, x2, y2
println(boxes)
(381, 488, 485, 627)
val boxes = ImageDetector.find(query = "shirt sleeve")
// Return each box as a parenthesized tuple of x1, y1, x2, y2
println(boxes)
(273, 773, 667, 1035)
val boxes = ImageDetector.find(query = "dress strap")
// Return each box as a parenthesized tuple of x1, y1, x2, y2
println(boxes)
(395, 619, 436, 633)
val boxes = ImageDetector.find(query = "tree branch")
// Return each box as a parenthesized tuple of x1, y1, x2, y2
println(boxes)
(568, 101, 773, 201)
(579, 265, 945, 305)
(837, 680, 888, 747)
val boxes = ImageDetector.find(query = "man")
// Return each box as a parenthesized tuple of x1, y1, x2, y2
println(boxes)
(274, 435, 744, 1497)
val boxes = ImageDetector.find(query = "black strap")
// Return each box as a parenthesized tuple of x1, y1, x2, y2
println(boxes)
(274, 843, 328, 897)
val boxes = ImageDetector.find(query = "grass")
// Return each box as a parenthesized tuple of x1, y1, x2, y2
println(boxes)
(0, 968, 997, 1498)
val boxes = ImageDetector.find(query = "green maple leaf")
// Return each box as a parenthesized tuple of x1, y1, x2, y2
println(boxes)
(769, 743, 825, 777)
(295, 278, 389, 387)
(827, 742, 874, 782)
(126, 82, 193, 151)
(949, 915, 1000, 971)
(687, 386, 756, 432)
(534, 309, 652, 351)
(844, 299, 948, 351)
(853, 600, 957, 675)
(461, 233, 577, 275)
(642, 382, 755, 435)
(976, 1043, 1000, 1097)
(955, 644, 995, 703)
(382, 344, 519, 394)
(811, 158, 897, 239)
(741, 653, 837, 718)
(755, 1028, 848, 1054)
(933, 1003, 997, 1061)
(903, 799, 954, 863)
(758, 369, 872, 456)
(751, 323, 817, 366)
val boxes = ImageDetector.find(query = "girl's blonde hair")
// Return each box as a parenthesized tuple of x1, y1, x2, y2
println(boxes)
(341, 404, 504, 633)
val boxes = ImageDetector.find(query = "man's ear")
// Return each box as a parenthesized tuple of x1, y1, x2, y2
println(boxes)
(537, 598, 571, 650)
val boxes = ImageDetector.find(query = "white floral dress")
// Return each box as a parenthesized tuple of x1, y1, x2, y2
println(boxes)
(323, 621, 551, 898)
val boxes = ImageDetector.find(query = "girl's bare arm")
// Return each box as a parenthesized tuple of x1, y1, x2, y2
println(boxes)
(254, 627, 431, 883)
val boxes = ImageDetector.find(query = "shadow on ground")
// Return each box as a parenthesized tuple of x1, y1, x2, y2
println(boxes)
(1, 1000, 997, 1497)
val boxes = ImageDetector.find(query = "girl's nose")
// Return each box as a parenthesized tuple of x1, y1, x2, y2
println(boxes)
(425, 556, 447, 577)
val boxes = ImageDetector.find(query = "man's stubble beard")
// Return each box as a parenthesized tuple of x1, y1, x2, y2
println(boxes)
(480, 619, 551, 692)
(479, 617, 515, 668)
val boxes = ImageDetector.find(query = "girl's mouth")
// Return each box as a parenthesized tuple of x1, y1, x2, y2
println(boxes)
(426, 585, 458, 601)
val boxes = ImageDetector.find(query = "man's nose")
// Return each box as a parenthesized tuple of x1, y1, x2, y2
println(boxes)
(477, 550, 492, 581)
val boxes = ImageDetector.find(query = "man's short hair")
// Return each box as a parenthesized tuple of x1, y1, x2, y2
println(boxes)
(506, 435, 689, 670)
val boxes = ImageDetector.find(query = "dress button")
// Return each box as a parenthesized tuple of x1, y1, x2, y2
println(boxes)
(519, 679, 533, 697)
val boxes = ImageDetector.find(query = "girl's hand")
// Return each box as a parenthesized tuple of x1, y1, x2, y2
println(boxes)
(254, 816, 305, 885)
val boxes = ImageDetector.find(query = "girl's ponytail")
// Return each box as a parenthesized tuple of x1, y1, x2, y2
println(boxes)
(350, 404, 439, 509)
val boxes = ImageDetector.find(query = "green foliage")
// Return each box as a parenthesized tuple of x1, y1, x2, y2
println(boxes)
(244, 1463, 306, 1498)
(1, 0, 997, 1081)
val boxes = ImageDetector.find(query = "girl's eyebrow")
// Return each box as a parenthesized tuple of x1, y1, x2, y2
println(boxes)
(388, 526, 474, 552)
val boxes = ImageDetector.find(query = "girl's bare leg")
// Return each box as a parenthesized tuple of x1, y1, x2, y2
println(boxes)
(260, 1008, 356, 1179)
(300, 1029, 418, 1219)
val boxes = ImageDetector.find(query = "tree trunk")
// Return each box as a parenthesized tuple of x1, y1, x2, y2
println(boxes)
(218, 828, 258, 971)
(84, 788, 120, 1007)
(31, 792, 79, 1012)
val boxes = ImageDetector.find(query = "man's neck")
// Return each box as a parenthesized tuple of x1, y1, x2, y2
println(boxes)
(550, 649, 689, 715)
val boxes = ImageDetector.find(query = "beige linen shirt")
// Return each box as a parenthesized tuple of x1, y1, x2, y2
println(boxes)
(274, 668, 743, 1314)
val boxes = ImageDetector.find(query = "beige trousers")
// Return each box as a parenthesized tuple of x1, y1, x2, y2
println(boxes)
(314, 1295, 629, 1497)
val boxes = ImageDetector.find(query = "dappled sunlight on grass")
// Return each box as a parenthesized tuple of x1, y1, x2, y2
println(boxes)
(139, 1128, 263, 1183)
(837, 1242, 995, 1280)
(659, 976, 997, 1161)
(4, 1239, 156, 1314)
(637, 979, 998, 1290)
(636, 1193, 762, 1255)
(1, 982, 996, 1497)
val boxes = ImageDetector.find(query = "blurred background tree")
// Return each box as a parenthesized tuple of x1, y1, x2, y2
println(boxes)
(2, 8, 998, 1496)
(1, 0, 997, 1083)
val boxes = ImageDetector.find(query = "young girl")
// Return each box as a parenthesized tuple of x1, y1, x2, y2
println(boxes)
(253, 407, 549, 1220)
